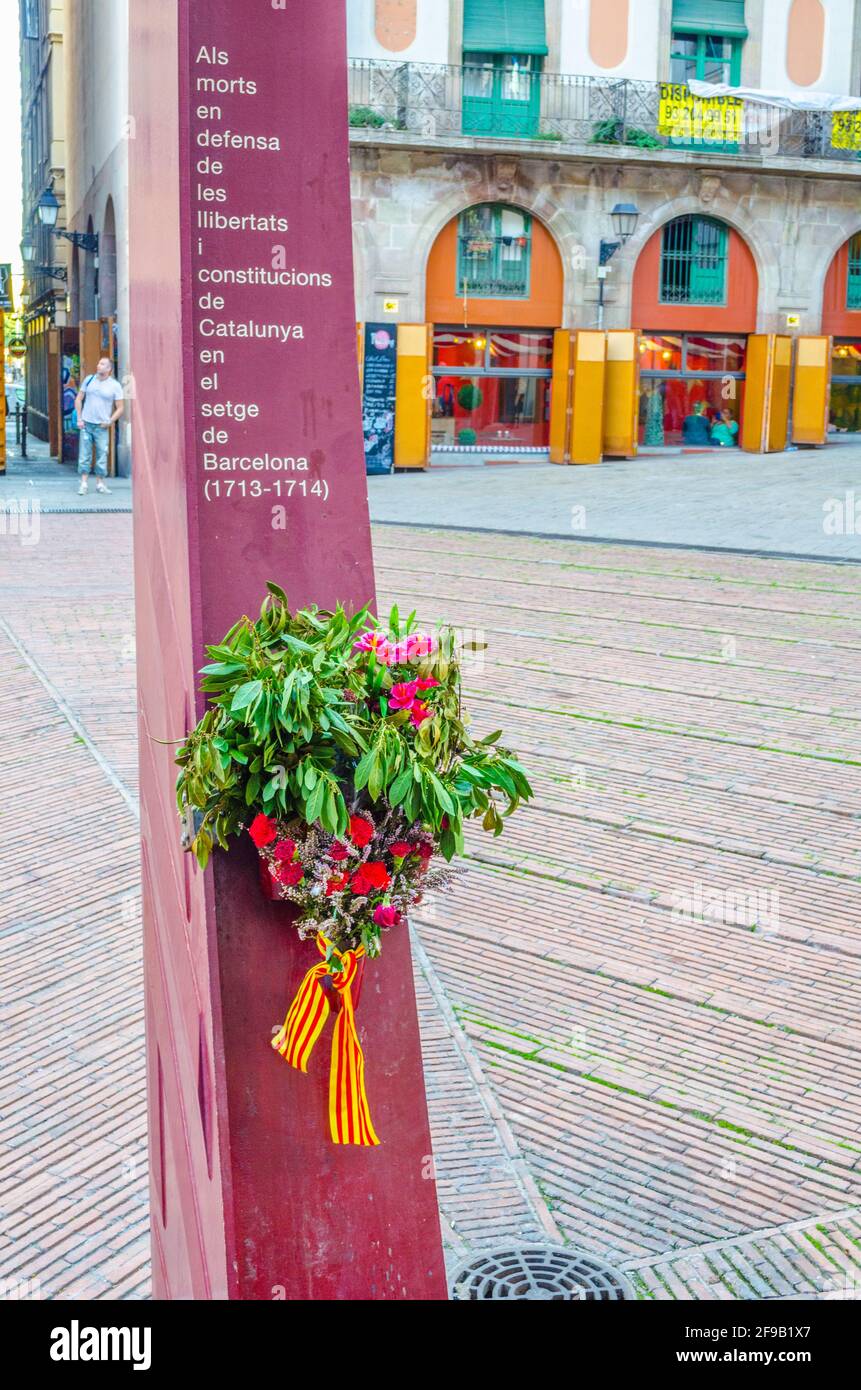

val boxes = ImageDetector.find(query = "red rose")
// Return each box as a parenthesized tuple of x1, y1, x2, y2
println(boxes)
(349, 815, 374, 848)
(328, 841, 349, 862)
(388, 842, 413, 860)
(373, 904, 402, 929)
(273, 838, 296, 862)
(248, 814, 278, 848)
(413, 840, 433, 861)
(277, 862, 304, 887)
(326, 872, 350, 897)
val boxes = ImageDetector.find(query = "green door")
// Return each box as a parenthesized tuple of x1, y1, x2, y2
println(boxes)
(463, 53, 541, 137)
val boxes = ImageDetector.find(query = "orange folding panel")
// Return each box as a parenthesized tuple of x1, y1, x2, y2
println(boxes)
(792, 335, 832, 445)
(570, 331, 606, 465)
(603, 330, 639, 458)
(549, 328, 573, 463)
(741, 334, 791, 453)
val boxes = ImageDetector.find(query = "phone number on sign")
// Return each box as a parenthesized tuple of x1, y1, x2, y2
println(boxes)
(203, 479, 330, 502)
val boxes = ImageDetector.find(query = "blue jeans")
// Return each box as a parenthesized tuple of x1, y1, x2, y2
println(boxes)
(78, 421, 110, 476)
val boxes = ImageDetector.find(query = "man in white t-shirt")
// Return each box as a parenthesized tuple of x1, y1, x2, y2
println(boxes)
(74, 357, 124, 495)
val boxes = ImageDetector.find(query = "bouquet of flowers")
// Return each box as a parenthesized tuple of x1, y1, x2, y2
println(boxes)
(176, 583, 533, 1143)
(248, 808, 456, 965)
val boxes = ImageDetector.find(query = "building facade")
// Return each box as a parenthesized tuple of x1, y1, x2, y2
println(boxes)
(348, 0, 861, 452)
(18, 0, 130, 471)
(19, 0, 68, 447)
(63, 0, 131, 473)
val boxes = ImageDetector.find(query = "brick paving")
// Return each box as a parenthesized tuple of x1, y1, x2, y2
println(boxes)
(1, 512, 860, 1299)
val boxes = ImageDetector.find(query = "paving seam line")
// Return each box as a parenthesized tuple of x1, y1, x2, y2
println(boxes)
(371, 519, 861, 567)
(410, 923, 564, 1246)
(622, 1202, 861, 1272)
(0, 617, 139, 823)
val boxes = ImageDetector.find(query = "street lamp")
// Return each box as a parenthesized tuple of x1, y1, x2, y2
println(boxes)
(21, 238, 35, 264)
(597, 203, 640, 329)
(36, 187, 60, 228)
(36, 184, 100, 253)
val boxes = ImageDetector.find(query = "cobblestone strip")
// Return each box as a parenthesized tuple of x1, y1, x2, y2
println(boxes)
(0, 627, 150, 1301)
(624, 1208, 861, 1300)
(411, 926, 563, 1257)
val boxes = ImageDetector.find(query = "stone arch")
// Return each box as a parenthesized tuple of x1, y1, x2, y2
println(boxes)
(80, 215, 98, 320)
(69, 242, 80, 324)
(100, 196, 118, 319)
(413, 175, 582, 325)
(617, 193, 776, 331)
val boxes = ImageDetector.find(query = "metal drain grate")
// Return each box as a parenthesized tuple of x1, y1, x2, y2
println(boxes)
(450, 1246, 635, 1301)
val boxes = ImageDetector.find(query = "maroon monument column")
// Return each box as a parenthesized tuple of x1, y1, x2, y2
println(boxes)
(130, 0, 447, 1299)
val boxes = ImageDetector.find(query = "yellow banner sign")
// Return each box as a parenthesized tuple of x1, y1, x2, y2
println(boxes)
(658, 83, 743, 144)
(832, 110, 861, 150)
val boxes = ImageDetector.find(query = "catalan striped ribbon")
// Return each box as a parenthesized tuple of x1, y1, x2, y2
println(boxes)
(271, 933, 380, 1147)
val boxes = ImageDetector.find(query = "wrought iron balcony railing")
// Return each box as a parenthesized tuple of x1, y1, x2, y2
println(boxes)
(347, 58, 861, 167)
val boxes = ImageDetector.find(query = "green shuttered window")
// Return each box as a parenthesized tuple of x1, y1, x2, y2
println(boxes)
(463, 0, 548, 56)
(660, 216, 728, 306)
(671, 0, 748, 38)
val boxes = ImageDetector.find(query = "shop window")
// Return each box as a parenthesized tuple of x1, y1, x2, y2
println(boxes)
(830, 340, 861, 432)
(660, 216, 728, 306)
(456, 205, 532, 299)
(847, 235, 861, 309)
(639, 331, 746, 447)
(462, 0, 547, 137)
(670, 2, 746, 85)
(431, 324, 552, 448)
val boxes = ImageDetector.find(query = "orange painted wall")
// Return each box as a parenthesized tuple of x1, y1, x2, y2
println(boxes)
(786, 0, 825, 87)
(821, 240, 861, 337)
(589, 0, 629, 69)
(631, 225, 758, 332)
(426, 215, 564, 327)
(375, 0, 417, 52)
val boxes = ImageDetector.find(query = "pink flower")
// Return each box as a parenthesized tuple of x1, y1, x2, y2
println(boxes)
(373, 904, 402, 929)
(273, 838, 296, 862)
(416, 677, 439, 691)
(353, 630, 393, 664)
(389, 680, 419, 711)
(328, 841, 349, 862)
(248, 814, 278, 848)
(398, 632, 437, 664)
(410, 702, 432, 727)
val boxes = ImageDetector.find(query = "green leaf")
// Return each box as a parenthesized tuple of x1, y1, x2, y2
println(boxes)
(389, 767, 412, 806)
(231, 680, 263, 713)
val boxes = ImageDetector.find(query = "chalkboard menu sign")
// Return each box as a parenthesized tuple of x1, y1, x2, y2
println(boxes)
(362, 323, 397, 474)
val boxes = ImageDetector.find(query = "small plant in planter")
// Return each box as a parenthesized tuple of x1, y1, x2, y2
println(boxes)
(176, 583, 533, 1144)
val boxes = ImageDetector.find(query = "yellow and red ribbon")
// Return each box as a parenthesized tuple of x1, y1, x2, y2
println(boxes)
(271, 933, 379, 1147)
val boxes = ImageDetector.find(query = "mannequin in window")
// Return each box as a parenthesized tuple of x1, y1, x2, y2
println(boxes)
(682, 400, 712, 445)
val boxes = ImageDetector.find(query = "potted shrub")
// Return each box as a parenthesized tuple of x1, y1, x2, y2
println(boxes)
(176, 584, 533, 1144)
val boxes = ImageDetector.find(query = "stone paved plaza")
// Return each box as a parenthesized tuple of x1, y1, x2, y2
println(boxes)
(368, 439, 861, 560)
(2, 475, 861, 1299)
